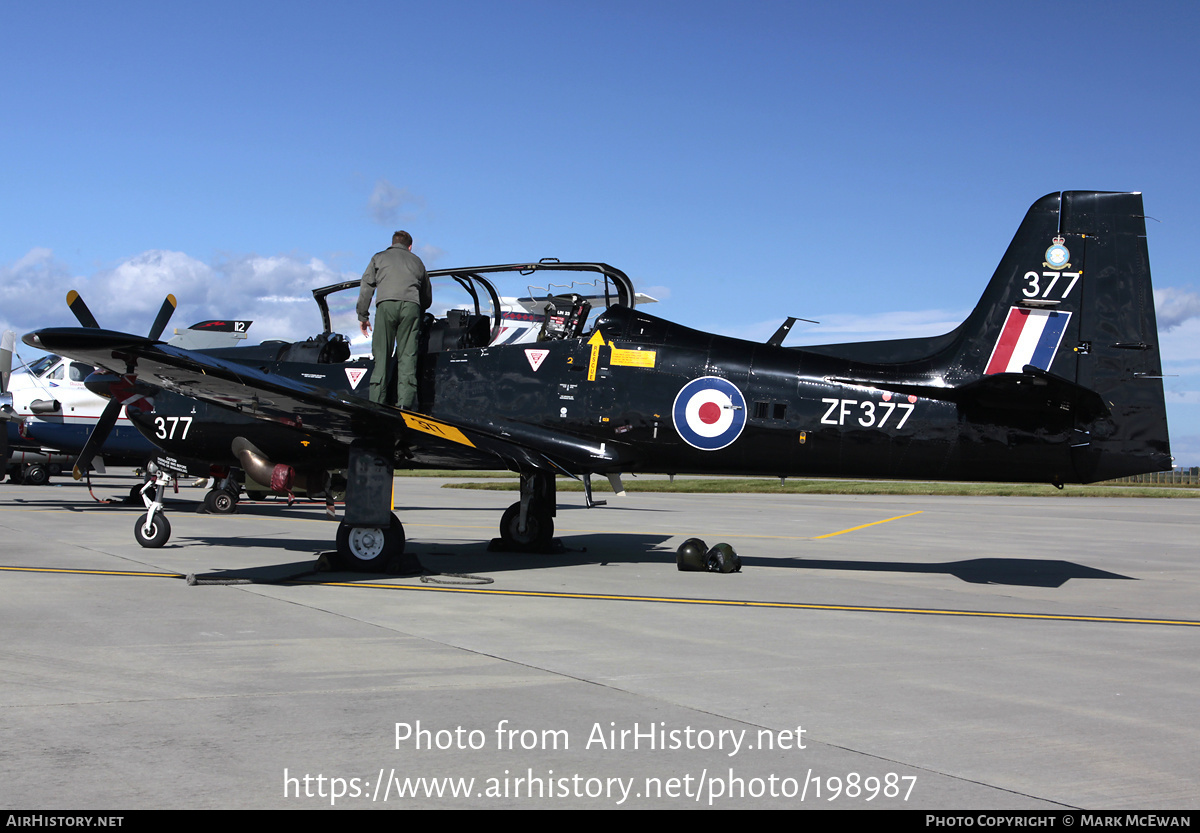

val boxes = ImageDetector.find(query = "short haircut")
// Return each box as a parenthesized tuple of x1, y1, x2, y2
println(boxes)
(392, 230, 413, 247)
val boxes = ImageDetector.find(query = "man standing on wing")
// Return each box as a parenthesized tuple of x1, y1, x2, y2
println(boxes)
(357, 230, 432, 409)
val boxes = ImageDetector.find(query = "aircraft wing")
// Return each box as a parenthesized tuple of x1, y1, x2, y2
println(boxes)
(23, 327, 631, 475)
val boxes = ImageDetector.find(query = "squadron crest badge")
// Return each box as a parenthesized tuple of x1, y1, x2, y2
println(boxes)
(1044, 236, 1071, 270)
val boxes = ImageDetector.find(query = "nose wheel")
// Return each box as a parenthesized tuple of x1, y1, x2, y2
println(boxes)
(134, 512, 172, 548)
(133, 464, 175, 548)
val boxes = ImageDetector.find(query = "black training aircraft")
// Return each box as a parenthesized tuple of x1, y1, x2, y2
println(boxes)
(24, 191, 1172, 568)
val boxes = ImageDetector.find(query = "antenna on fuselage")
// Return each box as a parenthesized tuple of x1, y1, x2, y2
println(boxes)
(766, 317, 819, 347)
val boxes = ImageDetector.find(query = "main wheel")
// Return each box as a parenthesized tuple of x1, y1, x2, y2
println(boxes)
(204, 488, 238, 514)
(23, 464, 49, 486)
(499, 500, 554, 550)
(134, 513, 171, 548)
(336, 514, 405, 570)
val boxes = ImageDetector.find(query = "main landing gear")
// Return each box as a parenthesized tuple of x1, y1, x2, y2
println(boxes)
(202, 470, 242, 515)
(21, 463, 50, 486)
(203, 488, 238, 514)
(330, 466, 559, 571)
(495, 471, 557, 552)
(127, 446, 563, 567)
(331, 444, 420, 574)
(335, 513, 406, 571)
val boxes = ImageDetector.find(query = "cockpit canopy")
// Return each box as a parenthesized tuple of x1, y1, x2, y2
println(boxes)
(312, 260, 646, 355)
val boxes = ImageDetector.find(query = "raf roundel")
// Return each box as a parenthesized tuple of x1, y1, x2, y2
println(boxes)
(672, 376, 748, 451)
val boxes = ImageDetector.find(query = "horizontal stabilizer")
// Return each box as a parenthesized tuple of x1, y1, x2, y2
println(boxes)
(830, 367, 1109, 422)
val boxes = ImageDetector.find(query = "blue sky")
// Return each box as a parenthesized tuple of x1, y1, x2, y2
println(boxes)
(4, 1, 1200, 462)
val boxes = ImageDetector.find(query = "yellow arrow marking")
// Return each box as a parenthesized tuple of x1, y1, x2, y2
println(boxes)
(587, 330, 605, 381)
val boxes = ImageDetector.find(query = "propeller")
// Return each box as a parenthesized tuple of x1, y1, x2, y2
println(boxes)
(69, 292, 177, 480)
(0, 329, 14, 467)
(1, 329, 13, 394)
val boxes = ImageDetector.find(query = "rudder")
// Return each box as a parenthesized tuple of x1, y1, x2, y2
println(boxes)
(1062, 191, 1171, 480)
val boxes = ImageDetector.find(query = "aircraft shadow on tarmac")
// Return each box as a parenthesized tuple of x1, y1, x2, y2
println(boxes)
(746, 556, 1133, 588)
(9, 487, 1131, 589)
(175, 530, 1131, 590)
(179, 532, 677, 584)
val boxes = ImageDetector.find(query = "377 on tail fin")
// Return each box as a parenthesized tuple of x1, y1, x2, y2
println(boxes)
(953, 191, 1172, 481)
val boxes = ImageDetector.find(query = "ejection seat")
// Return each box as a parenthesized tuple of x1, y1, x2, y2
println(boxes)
(424, 309, 492, 353)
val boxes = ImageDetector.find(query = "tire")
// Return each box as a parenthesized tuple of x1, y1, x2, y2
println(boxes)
(499, 500, 554, 550)
(134, 512, 171, 548)
(23, 464, 49, 486)
(336, 514, 405, 570)
(204, 489, 238, 515)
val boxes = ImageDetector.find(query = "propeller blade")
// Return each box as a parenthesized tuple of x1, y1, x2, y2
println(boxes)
(147, 294, 178, 341)
(0, 329, 13, 393)
(0, 331, 8, 461)
(66, 290, 101, 328)
(73, 398, 122, 480)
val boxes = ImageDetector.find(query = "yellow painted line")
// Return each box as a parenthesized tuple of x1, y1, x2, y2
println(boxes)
(293, 580, 1200, 627)
(0, 565, 183, 578)
(5, 564, 1193, 628)
(812, 511, 923, 539)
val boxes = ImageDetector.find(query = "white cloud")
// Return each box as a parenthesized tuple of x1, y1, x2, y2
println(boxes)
(0, 248, 81, 338)
(367, 179, 423, 226)
(0, 247, 356, 347)
(416, 244, 446, 266)
(1155, 287, 1200, 331)
(1158, 317, 1200, 366)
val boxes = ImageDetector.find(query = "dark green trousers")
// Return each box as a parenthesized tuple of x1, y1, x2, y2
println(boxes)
(370, 300, 421, 408)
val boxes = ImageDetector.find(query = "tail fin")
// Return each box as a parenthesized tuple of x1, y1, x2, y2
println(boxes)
(953, 191, 1171, 480)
